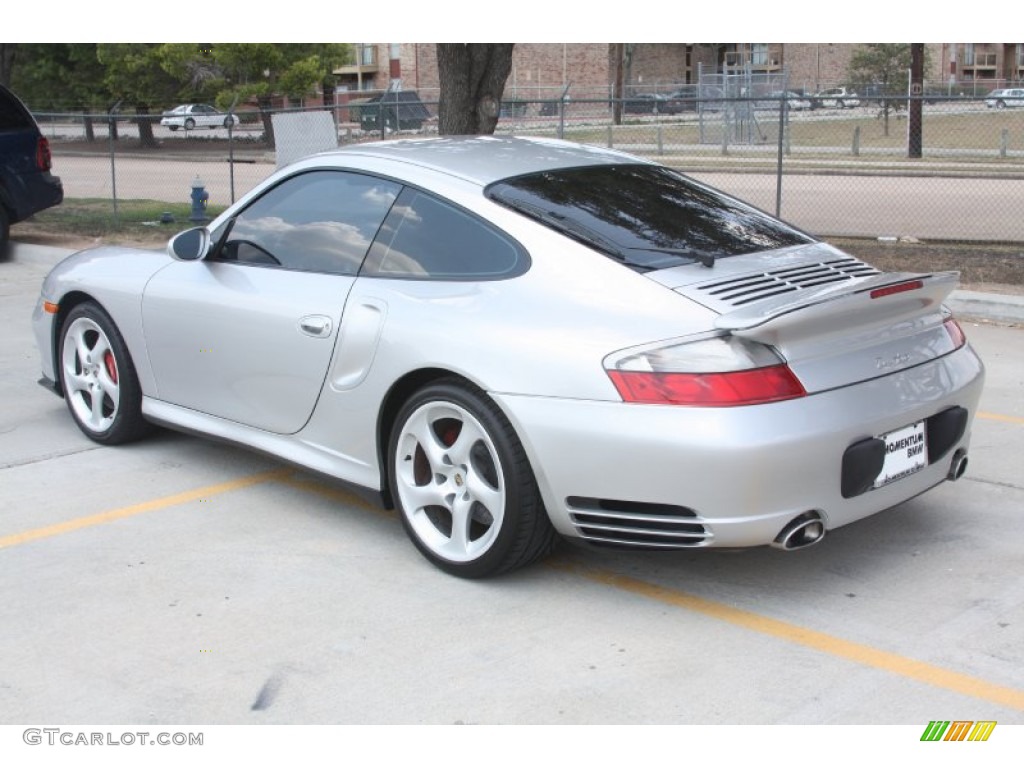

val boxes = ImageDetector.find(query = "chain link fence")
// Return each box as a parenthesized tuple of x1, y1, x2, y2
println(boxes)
(31, 91, 1024, 243)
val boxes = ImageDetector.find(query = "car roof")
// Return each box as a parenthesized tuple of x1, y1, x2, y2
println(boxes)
(316, 135, 652, 186)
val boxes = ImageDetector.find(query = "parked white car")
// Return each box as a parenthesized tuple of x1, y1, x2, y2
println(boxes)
(816, 87, 861, 109)
(985, 88, 1024, 108)
(758, 91, 812, 111)
(160, 104, 236, 131)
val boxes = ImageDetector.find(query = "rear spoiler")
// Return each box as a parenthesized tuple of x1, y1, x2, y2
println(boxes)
(715, 271, 959, 343)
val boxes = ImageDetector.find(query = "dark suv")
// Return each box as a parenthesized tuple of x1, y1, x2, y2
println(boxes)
(0, 84, 63, 255)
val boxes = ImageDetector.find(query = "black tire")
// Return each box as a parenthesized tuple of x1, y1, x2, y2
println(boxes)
(388, 379, 558, 578)
(223, 116, 235, 129)
(168, 125, 179, 131)
(184, 117, 196, 130)
(58, 301, 152, 445)
(996, 100, 1006, 109)
(0, 204, 9, 259)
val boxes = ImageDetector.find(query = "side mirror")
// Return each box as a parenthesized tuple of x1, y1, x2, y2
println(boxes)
(168, 227, 209, 261)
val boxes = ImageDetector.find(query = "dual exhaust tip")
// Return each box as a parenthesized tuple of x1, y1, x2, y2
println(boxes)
(773, 449, 969, 552)
(948, 449, 969, 481)
(772, 512, 826, 551)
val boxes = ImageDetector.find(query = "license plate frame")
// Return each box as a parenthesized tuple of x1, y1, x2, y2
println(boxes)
(873, 420, 928, 488)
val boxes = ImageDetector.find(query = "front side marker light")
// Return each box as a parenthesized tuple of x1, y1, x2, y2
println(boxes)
(43, 301, 59, 314)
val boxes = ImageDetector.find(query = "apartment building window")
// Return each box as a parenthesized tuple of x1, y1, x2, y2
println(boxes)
(963, 44, 975, 66)
(751, 44, 769, 66)
(1018, 43, 1024, 66)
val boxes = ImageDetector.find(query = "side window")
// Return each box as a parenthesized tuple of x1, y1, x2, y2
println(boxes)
(214, 170, 400, 275)
(363, 188, 525, 280)
(0, 89, 33, 131)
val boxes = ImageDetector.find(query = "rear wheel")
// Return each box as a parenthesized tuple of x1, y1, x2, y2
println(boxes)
(388, 380, 557, 578)
(58, 302, 152, 445)
(0, 205, 9, 259)
(223, 115, 235, 129)
(184, 117, 196, 130)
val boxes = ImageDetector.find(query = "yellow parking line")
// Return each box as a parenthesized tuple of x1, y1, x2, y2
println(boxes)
(16, 463, 1017, 711)
(977, 411, 1024, 425)
(275, 474, 393, 518)
(0, 468, 291, 550)
(556, 561, 1024, 712)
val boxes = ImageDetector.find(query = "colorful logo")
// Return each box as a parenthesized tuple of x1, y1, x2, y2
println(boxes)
(920, 721, 997, 741)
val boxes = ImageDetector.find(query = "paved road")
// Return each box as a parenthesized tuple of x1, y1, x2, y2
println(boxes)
(2, 246, 1023, 739)
(49, 151, 1024, 241)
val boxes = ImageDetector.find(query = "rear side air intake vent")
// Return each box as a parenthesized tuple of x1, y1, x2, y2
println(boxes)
(566, 497, 710, 549)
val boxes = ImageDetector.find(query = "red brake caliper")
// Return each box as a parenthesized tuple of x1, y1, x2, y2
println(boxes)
(103, 351, 118, 384)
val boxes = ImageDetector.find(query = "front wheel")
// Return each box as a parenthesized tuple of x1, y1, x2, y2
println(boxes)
(184, 117, 196, 130)
(58, 302, 152, 445)
(388, 380, 557, 578)
(996, 100, 1007, 109)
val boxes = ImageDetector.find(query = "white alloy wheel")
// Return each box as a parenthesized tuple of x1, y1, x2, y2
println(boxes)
(59, 303, 151, 445)
(389, 381, 556, 577)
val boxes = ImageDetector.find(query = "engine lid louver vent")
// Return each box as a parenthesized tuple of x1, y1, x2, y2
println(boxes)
(688, 258, 880, 311)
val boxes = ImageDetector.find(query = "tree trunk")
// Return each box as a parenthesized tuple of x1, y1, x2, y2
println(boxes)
(612, 43, 624, 125)
(0, 44, 15, 88)
(258, 95, 276, 147)
(908, 43, 924, 159)
(83, 111, 95, 142)
(136, 105, 157, 148)
(436, 44, 514, 135)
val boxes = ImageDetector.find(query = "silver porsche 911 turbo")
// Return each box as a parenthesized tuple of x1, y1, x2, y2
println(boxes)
(32, 136, 985, 578)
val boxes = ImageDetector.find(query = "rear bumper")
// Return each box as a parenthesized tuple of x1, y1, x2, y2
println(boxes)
(494, 344, 985, 550)
(9, 172, 62, 223)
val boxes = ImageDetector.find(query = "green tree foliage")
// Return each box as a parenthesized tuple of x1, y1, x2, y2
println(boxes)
(6, 43, 352, 147)
(98, 43, 182, 147)
(847, 43, 930, 136)
(204, 43, 352, 144)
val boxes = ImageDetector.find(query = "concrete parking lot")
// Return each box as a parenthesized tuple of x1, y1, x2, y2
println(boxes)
(1, 244, 1022, 729)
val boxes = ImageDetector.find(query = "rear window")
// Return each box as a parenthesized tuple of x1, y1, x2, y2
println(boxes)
(0, 87, 34, 132)
(485, 164, 813, 271)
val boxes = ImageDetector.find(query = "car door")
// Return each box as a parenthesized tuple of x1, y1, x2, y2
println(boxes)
(195, 104, 218, 127)
(141, 169, 401, 434)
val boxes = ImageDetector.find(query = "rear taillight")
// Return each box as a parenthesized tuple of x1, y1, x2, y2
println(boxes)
(604, 335, 806, 407)
(943, 317, 966, 350)
(36, 136, 52, 171)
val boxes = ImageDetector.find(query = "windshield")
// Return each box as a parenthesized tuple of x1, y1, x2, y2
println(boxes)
(485, 164, 813, 271)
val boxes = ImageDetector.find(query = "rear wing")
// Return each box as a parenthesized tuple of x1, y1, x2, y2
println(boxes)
(715, 271, 959, 344)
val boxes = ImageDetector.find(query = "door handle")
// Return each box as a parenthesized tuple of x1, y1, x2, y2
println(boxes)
(298, 315, 333, 338)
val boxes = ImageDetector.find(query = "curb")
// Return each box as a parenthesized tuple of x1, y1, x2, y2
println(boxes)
(947, 290, 1024, 326)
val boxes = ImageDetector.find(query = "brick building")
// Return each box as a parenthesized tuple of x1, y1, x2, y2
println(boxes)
(333, 43, 1021, 99)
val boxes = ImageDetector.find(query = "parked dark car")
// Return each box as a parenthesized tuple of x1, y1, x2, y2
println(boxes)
(667, 85, 700, 111)
(357, 91, 431, 133)
(622, 94, 680, 115)
(0, 84, 63, 255)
